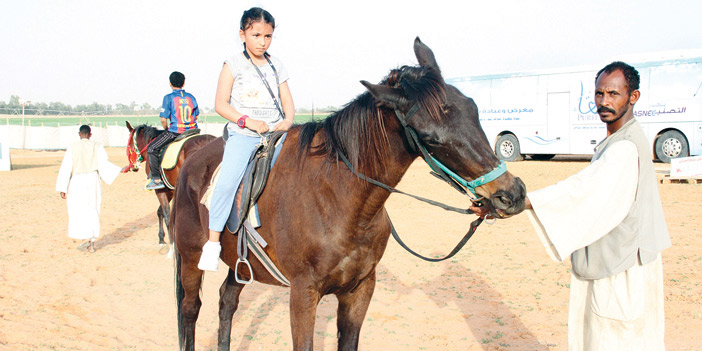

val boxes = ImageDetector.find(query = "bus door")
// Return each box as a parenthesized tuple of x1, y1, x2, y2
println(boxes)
(546, 92, 570, 153)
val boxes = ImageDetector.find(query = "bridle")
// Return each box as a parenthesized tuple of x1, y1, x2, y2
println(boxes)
(394, 102, 507, 200)
(124, 128, 155, 173)
(338, 101, 508, 262)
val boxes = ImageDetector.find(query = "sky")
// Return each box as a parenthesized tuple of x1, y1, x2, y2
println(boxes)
(2, 0, 702, 111)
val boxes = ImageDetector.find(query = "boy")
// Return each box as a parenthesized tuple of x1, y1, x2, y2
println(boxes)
(145, 71, 199, 190)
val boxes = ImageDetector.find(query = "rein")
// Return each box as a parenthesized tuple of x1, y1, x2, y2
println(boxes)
(339, 103, 507, 262)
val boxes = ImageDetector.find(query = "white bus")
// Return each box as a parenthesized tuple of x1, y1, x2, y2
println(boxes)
(447, 54, 702, 163)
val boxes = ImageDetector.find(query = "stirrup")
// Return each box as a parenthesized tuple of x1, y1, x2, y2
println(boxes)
(145, 179, 165, 190)
(234, 257, 254, 284)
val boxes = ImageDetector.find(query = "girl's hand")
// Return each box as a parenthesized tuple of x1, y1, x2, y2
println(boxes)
(246, 119, 269, 134)
(273, 119, 293, 131)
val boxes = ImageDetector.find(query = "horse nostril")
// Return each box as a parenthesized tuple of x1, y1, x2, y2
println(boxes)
(492, 193, 513, 210)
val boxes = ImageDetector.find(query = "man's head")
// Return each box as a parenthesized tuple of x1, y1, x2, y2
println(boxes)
(79, 124, 91, 139)
(594, 61, 640, 130)
(169, 71, 185, 89)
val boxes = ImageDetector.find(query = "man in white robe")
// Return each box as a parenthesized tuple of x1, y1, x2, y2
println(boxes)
(56, 125, 123, 252)
(472, 62, 671, 350)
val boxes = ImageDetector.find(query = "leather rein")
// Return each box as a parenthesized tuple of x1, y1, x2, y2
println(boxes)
(339, 102, 507, 262)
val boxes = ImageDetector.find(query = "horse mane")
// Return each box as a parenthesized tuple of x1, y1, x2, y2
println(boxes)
(135, 124, 164, 143)
(296, 65, 446, 177)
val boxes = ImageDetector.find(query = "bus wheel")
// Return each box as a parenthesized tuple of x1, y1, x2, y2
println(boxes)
(654, 130, 688, 163)
(495, 134, 523, 161)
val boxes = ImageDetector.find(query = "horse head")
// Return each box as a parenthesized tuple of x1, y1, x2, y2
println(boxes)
(362, 37, 526, 218)
(124, 121, 150, 173)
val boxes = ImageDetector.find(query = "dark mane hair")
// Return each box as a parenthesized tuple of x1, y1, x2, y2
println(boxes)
(297, 65, 445, 177)
(135, 124, 164, 143)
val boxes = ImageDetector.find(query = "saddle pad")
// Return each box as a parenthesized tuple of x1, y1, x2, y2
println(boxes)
(161, 133, 199, 171)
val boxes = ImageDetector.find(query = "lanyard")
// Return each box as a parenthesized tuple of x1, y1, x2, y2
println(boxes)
(242, 50, 285, 120)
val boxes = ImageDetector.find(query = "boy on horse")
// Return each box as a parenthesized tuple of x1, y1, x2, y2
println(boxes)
(145, 71, 200, 190)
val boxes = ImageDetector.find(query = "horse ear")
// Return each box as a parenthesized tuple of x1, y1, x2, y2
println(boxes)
(360, 80, 411, 110)
(414, 37, 440, 73)
(126, 121, 133, 131)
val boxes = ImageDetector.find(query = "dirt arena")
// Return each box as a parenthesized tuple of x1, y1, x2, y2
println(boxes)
(0, 148, 700, 350)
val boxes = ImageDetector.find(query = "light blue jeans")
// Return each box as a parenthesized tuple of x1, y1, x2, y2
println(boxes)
(208, 131, 262, 232)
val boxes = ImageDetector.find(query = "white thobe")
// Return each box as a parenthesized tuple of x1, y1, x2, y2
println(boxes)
(56, 142, 121, 240)
(526, 140, 666, 351)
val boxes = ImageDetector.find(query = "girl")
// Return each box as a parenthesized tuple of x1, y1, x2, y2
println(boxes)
(198, 7, 295, 271)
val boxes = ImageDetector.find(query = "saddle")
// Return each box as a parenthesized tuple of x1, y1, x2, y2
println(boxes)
(161, 129, 201, 171)
(225, 130, 287, 235)
(199, 131, 289, 285)
(159, 129, 201, 189)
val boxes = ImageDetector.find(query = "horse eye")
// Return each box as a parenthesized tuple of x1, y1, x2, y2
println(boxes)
(419, 132, 441, 147)
(426, 139, 440, 147)
(442, 103, 451, 115)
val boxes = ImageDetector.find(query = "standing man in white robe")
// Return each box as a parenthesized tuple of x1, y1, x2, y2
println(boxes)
(56, 125, 124, 252)
(472, 62, 671, 350)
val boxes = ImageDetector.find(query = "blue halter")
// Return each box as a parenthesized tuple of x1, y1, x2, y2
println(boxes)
(394, 103, 507, 198)
(429, 155, 507, 196)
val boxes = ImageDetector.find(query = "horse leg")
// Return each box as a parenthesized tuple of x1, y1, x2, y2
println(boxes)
(157, 205, 166, 245)
(217, 268, 246, 350)
(177, 262, 204, 351)
(289, 284, 322, 351)
(156, 190, 174, 257)
(336, 274, 377, 351)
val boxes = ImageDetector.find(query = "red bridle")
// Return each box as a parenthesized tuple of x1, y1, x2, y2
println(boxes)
(124, 128, 155, 173)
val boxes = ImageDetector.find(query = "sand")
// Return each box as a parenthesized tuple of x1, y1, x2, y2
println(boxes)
(0, 148, 700, 350)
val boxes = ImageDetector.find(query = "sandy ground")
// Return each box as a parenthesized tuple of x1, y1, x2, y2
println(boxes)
(0, 148, 700, 351)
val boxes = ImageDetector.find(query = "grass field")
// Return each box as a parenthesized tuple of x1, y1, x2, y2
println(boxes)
(0, 113, 327, 127)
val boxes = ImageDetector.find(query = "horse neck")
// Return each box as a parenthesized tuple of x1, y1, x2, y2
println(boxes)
(137, 127, 160, 149)
(343, 110, 417, 214)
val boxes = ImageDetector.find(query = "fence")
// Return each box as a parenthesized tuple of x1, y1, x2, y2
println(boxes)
(0, 123, 227, 150)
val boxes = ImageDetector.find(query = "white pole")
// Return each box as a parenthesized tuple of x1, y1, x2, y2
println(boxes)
(19, 99, 30, 149)
(21, 103, 25, 149)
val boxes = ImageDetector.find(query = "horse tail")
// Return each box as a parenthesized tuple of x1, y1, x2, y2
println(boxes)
(174, 241, 187, 349)
(170, 179, 187, 349)
(171, 155, 207, 350)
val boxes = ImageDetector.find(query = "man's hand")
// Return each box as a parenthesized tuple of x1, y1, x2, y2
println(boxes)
(469, 204, 491, 218)
(60, 192, 67, 199)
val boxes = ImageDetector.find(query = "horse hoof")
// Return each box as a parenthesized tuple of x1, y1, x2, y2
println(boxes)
(158, 243, 169, 255)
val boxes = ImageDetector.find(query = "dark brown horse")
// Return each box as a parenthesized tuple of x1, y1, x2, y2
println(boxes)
(171, 38, 527, 351)
(123, 121, 215, 254)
